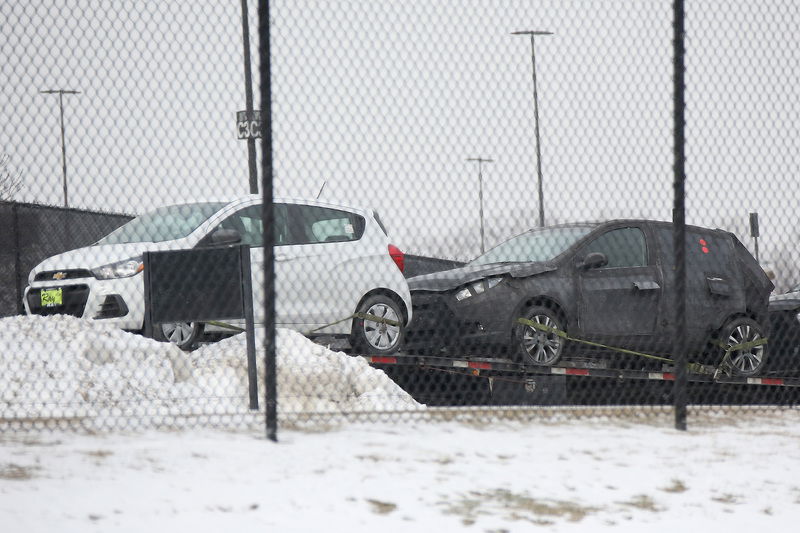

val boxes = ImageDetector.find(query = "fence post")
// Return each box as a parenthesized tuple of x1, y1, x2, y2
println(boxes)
(672, 0, 688, 431)
(260, 0, 278, 442)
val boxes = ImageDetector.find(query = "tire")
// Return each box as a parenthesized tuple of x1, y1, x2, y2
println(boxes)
(351, 295, 405, 355)
(717, 317, 767, 377)
(513, 306, 566, 366)
(154, 321, 204, 351)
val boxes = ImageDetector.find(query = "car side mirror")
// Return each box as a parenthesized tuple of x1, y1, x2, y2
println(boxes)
(197, 228, 242, 248)
(579, 252, 608, 270)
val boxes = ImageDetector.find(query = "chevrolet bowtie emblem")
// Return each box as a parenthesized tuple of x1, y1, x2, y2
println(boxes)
(52, 272, 67, 280)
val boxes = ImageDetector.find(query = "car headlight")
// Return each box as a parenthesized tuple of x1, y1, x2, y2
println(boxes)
(455, 277, 504, 301)
(92, 257, 144, 280)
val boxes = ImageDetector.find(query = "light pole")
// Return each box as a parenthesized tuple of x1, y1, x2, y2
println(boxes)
(467, 157, 493, 254)
(512, 30, 552, 227)
(39, 89, 81, 208)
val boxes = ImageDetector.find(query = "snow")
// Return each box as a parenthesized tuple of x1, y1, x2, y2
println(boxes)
(3, 412, 800, 532)
(2, 315, 800, 531)
(0, 315, 421, 429)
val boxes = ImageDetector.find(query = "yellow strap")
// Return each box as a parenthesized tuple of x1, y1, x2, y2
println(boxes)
(205, 320, 245, 332)
(517, 317, 710, 375)
(715, 337, 768, 354)
(207, 311, 402, 337)
(304, 312, 401, 336)
(714, 337, 769, 377)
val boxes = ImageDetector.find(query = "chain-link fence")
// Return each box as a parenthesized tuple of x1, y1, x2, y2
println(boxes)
(2, 1, 799, 436)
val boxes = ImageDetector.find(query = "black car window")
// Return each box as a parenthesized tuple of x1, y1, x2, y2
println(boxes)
(287, 205, 365, 245)
(581, 227, 647, 268)
(470, 225, 594, 266)
(213, 205, 264, 247)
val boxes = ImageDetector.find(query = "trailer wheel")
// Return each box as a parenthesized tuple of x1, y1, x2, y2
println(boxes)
(513, 306, 566, 366)
(718, 317, 767, 377)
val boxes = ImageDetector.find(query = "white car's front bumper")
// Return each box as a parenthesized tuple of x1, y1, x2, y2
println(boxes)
(23, 273, 146, 331)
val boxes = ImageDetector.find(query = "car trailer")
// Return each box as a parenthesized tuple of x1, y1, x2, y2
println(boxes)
(357, 353, 800, 407)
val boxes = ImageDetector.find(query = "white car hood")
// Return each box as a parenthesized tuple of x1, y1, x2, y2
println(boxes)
(31, 240, 193, 275)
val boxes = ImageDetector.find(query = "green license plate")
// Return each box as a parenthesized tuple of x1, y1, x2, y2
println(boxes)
(40, 288, 63, 308)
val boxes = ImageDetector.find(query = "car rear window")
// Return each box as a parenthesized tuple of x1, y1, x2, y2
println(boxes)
(286, 204, 365, 245)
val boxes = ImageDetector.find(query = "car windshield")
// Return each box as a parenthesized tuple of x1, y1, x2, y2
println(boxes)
(469, 225, 595, 266)
(97, 202, 227, 244)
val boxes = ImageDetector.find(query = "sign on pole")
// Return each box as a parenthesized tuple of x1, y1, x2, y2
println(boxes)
(749, 212, 759, 238)
(750, 212, 760, 262)
(236, 110, 262, 140)
(143, 245, 259, 410)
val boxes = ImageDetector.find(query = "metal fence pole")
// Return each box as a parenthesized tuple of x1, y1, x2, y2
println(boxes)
(240, 246, 259, 411)
(259, 0, 278, 442)
(672, 0, 688, 431)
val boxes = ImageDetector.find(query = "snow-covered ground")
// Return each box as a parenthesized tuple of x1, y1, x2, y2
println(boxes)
(3, 412, 800, 532)
(1, 315, 799, 531)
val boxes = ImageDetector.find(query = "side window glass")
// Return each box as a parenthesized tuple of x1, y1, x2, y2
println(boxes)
(582, 228, 646, 268)
(214, 205, 264, 248)
(288, 205, 365, 245)
(274, 204, 289, 246)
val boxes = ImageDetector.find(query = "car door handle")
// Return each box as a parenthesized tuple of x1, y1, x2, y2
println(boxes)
(706, 277, 731, 296)
(633, 280, 660, 290)
(275, 254, 292, 262)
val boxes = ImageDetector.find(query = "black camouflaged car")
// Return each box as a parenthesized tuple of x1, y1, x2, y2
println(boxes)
(405, 220, 774, 377)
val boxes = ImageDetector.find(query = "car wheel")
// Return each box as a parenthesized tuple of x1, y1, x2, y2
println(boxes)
(718, 317, 767, 377)
(514, 306, 566, 366)
(155, 322, 203, 351)
(352, 295, 405, 355)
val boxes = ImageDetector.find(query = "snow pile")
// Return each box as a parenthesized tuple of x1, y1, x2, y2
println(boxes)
(0, 315, 422, 428)
(192, 328, 422, 414)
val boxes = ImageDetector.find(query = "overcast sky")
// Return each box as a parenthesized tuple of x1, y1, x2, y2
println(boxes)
(2, 1, 798, 266)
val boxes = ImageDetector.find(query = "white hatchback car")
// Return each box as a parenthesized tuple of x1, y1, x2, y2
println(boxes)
(23, 195, 412, 354)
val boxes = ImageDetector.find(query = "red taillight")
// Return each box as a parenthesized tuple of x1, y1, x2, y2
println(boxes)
(388, 244, 405, 273)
